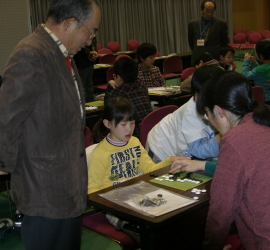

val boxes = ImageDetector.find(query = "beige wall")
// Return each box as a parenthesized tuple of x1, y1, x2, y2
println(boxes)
(232, 0, 270, 33)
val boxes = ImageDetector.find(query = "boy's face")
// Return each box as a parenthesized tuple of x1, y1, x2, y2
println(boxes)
(141, 55, 156, 69)
(220, 51, 235, 66)
(105, 120, 135, 142)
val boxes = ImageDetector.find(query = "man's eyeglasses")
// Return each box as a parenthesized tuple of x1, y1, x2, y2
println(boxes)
(203, 9, 215, 14)
(75, 18, 96, 39)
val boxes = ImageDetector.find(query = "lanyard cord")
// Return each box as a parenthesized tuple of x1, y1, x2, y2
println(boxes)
(200, 17, 212, 38)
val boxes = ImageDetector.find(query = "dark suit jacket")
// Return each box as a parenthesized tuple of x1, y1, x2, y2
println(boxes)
(188, 17, 228, 66)
(0, 25, 87, 219)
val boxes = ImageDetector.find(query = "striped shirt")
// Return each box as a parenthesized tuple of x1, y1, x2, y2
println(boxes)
(41, 24, 83, 118)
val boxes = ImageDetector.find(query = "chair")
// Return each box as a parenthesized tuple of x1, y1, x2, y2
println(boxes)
(242, 29, 249, 34)
(84, 126, 93, 148)
(96, 43, 102, 52)
(234, 29, 242, 35)
(252, 86, 265, 103)
(262, 31, 270, 39)
(115, 54, 131, 61)
(181, 67, 196, 82)
(128, 39, 139, 51)
(98, 48, 113, 54)
(247, 31, 257, 39)
(155, 52, 162, 57)
(106, 66, 115, 82)
(228, 44, 240, 49)
(162, 55, 183, 81)
(233, 33, 246, 44)
(225, 234, 244, 250)
(99, 54, 116, 64)
(140, 105, 178, 147)
(82, 213, 140, 250)
(248, 33, 262, 44)
(107, 42, 121, 53)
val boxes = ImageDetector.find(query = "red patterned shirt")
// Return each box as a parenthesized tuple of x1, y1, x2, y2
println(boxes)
(137, 63, 165, 87)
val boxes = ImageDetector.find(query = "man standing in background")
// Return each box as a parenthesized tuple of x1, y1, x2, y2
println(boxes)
(0, 0, 101, 249)
(188, 0, 228, 66)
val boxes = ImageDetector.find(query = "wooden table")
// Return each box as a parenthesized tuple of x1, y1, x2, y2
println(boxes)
(88, 166, 212, 250)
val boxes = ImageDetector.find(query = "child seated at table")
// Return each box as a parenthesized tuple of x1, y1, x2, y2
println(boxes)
(136, 42, 165, 87)
(104, 57, 152, 139)
(242, 39, 270, 103)
(219, 46, 236, 71)
(88, 97, 181, 242)
(146, 65, 224, 163)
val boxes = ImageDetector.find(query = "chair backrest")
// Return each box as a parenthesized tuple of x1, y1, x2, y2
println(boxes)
(248, 33, 262, 44)
(96, 43, 102, 52)
(84, 126, 93, 148)
(107, 41, 121, 52)
(115, 54, 131, 61)
(98, 48, 113, 54)
(252, 86, 265, 103)
(99, 54, 116, 64)
(128, 39, 139, 50)
(262, 31, 270, 39)
(106, 66, 115, 82)
(242, 29, 249, 34)
(234, 29, 241, 35)
(155, 52, 162, 57)
(140, 105, 178, 147)
(247, 31, 257, 38)
(233, 33, 246, 44)
(83, 213, 140, 250)
(181, 67, 196, 82)
(163, 55, 183, 74)
(263, 33, 270, 39)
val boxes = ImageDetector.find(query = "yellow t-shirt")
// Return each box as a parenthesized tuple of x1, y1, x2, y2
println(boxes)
(88, 136, 172, 194)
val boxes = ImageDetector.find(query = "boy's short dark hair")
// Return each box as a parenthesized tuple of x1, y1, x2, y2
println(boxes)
(136, 43, 157, 63)
(114, 57, 138, 83)
(219, 46, 235, 57)
(194, 52, 213, 66)
(200, 0, 216, 11)
(256, 39, 270, 60)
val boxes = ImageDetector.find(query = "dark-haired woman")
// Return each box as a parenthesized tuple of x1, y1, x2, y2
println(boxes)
(195, 71, 270, 250)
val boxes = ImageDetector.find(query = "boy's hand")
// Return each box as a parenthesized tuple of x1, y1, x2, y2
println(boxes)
(108, 80, 118, 89)
(96, 94, 105, 100)
(244, 53, 252, 60)
(250, 55, 256, 63)
(89, 51, 98, 61)
(169, 159, 207, 173)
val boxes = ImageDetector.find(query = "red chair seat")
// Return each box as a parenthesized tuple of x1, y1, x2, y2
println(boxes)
(82, 213, 139, 250)
(94, 84, 108, 90)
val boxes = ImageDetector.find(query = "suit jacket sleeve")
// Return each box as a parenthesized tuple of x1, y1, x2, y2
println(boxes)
(221, 20, 228, 47)
(188, 21, 194, 50)
(0, 48, 44, 172)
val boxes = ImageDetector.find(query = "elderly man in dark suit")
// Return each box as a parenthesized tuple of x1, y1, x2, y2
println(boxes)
(0, 0, 100, 249)
(188, 0, 228, 66)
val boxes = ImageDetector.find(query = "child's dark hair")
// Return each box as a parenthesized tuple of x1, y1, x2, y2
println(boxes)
(219, 46, 235, 57)
(197, 71, 270, 127)
(92, 97, 138, 142)
(191, 65, 224, 97)
(194, 52, 213, 66)
(114, 57, 138, 83)
(256, 39, 270, 60)
(136, 43, 157, 63)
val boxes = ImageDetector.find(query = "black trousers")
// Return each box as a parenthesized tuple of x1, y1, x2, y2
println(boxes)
(21, 215, 82, 250)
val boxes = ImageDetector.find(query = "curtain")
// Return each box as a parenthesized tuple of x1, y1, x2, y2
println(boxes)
(29, 0, 233, 54)
(29, 0, 50, 31)
(98, 0, 233, 54)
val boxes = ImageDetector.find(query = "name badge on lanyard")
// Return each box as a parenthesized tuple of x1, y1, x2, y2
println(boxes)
(197, 39, 205, 46)
(199, 17, 211, 47)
